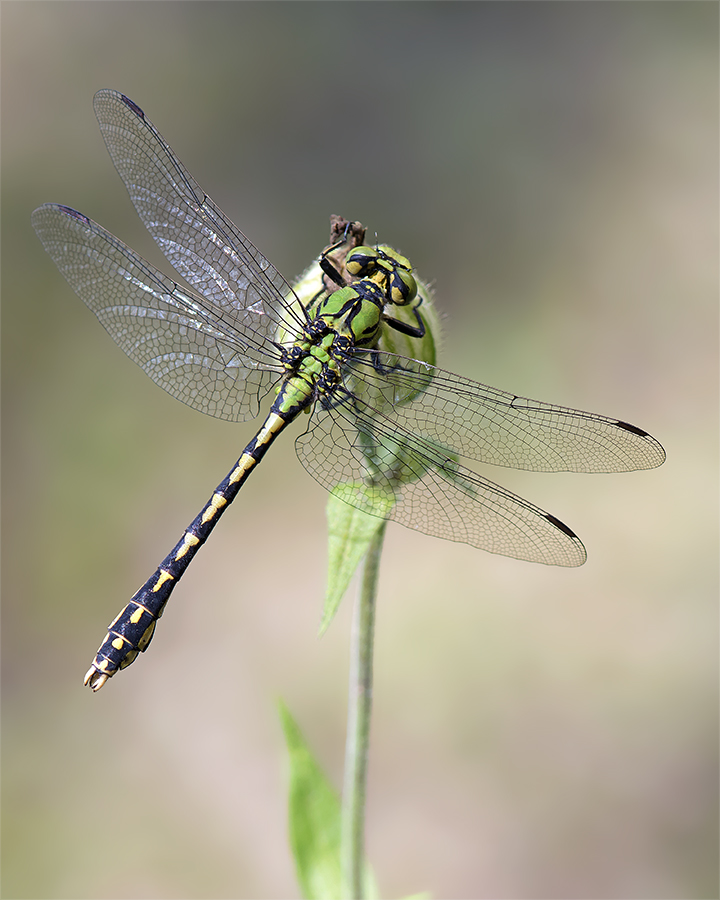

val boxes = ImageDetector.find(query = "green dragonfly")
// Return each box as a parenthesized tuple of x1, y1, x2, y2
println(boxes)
(32, 91, 665, 691)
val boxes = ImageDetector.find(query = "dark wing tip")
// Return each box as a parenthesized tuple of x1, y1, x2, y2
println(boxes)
(614, 420, 666, 467)
(119, 94, 146, 119)
(31, 203, 91, 227)
(543, 513, 587, 566)
(615, 420, 649, 438)
(57, 205, 90, 223)
(544, 512, 579, 540)
(93, 89, 146, 120)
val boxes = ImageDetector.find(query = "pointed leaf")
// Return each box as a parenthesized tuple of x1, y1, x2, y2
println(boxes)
(279, 701, 343, 900)
(279, 701, 382, 900)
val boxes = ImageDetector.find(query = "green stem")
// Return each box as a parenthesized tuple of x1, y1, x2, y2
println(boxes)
(341, 519, 386, 899)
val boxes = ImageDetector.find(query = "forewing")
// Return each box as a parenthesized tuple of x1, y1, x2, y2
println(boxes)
(32, 203, 281, 422)
(93, 90, 305, 339)
(296, 390, 587, 567)
(344, 350, 666, 473)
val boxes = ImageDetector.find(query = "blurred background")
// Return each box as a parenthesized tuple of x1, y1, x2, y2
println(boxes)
(2, 3, 717, 898)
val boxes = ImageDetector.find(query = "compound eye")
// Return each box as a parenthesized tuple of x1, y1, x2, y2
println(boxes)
(346, 246, 379, 278)
(390, 268, 417, 304)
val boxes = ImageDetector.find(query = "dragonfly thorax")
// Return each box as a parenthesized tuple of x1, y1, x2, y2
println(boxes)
(311, 245, 418, 350)
(311, 281, 386, 348)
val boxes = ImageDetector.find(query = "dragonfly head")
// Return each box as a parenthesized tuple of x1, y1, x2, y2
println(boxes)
(346, 245, 418, 307)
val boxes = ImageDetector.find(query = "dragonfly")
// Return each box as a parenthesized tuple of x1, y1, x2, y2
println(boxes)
(32, 90, 665, 691)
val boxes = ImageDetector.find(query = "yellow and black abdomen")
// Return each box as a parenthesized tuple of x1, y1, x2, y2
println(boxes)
(84, 408, 293, 689)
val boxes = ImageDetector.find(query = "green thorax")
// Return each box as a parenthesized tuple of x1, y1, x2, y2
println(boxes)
(275, 240, 437, 418)
(283, 235, 438, 366)
(312, 244, 417, 348)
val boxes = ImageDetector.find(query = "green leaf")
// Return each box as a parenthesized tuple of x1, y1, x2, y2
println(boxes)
(279, 700, 343, 900)
(321, 484, 394, 636)
(279, 701, 381, 900)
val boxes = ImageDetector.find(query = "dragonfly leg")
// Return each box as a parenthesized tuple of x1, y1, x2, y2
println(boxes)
(319, 218, 368, 288)
(382, 305, 426, 339)
(319, 247, 348, 287)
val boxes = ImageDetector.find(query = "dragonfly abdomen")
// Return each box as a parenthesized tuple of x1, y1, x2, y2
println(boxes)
(83, 408, 295, 690)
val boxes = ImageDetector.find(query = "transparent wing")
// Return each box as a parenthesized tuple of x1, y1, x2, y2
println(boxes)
(93, 89, 306, 338)
(296, 388, 587, 567)
(344, 350, 666, 473)
(31, 203, 282, 422)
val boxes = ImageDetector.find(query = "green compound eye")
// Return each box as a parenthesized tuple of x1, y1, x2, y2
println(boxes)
(345, 246, 379, 277)
(377, 245, 412, 272)
(389, 267, 417, 305)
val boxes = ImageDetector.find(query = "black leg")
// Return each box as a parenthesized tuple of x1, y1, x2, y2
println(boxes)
(319, 224, 354, 287)
(319, 250, 348, 287)
(382, 305, 426, 339)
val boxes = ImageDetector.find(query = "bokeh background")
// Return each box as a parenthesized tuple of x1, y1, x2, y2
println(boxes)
(2, 3, 717, 898)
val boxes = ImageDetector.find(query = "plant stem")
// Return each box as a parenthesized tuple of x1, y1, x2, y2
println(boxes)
(341, 519, 386, 899)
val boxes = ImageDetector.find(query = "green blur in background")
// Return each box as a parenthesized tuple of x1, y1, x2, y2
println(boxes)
(2, 3, 717, 898)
